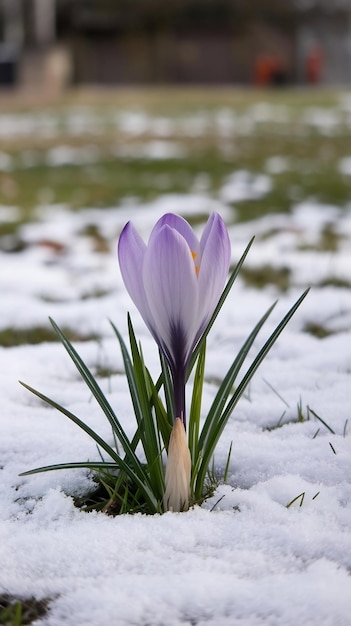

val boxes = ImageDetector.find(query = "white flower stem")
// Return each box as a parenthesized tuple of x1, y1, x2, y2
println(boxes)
(164, 418, 191, 512)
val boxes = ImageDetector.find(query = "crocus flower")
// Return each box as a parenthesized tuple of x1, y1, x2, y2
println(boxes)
(118, 212, 231, 428)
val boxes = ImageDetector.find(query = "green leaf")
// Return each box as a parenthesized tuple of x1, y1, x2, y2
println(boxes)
(224, 289, 310, 419)
(158, 350, 174, 426)
(188, 340, 206, 463)
(19, 381, 121, 465)
(19, 461, 120, 476)
(194, 288, 309, 498)
(18, 383, 159, 511)
(147, 370, 172, 449)
(109, 319, 145, 430)
(196, 301, 276, 460)
(111, 316, 165, 499)
(49, 318, 141, 472)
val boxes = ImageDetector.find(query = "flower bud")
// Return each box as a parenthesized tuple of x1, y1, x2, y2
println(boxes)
(164, 418, 191, 512)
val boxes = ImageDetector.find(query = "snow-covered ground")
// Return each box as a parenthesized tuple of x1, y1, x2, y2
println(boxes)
(1, 186, 351, 624)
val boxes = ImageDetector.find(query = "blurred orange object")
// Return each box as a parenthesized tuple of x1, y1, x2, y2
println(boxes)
(254, 54, 286, 86)
(306, 46, 324, 84)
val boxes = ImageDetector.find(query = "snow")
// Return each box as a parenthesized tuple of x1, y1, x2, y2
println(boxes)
(3, 101, 349, 149)
(1, 191, 351, 624)
(220, 170, 273, 203)
(46, 144, 102, 167)
(339, 156, 351, 176)
(113, 140, 187, 160)
(265, 156, 290, 174)
(0, 151, 13, 171)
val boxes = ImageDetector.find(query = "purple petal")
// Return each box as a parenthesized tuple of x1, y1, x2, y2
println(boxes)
(149, 213, 200, 259)
(118, 222, 155, 331)
(143, 224, 199, 368)
(197, 212, 231, 331)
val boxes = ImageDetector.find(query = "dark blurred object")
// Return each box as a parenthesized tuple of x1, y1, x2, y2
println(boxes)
(0, 43, 18, 86)
(59, 0, 350, 85)
(254, 54, 289, 87)
(60, 0, 298, 84)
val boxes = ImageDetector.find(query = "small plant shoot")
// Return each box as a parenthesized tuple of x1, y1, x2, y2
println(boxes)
(21, 213, 308, 514)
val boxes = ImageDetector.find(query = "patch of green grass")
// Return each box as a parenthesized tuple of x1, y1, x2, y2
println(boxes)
(318, 224, 341, 252)
(303, 322, 334, 339)
(318, 276, 351, 289)
(0, 222, 23, 238)
(79, 223, 110, 252)
(0, 156, 231, 215)
(0, 326, 99, 347)
(0, 595, 50, 626)
(73, 471, 141, 515)
(298, 223, 343, 253)
(240, 264, 291, 291)
(4, 131, 351, 213)
(1, 88, 350, 231)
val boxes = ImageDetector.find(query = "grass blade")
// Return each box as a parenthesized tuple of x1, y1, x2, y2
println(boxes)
(112, 315, 164, 498)
(49, 318, 139, 465)
(223, 441, 233, 483)
(224, 289, 310, 419)
(308, 406, 335, 434)
(158, 350, 174, 426)
(20, 461, 120, 476)
(128, 316, 164, 493)
(19, 381, 121, 464)
(147, 371, 172, 449)
(109, 319, 145, 429)
(18, 382, 159, 511)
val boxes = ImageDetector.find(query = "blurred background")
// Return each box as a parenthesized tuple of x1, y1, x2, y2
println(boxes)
(1, 0, 351, 346)
(1, 0, 351, 89)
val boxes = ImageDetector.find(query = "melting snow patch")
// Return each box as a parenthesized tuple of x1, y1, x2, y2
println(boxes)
(220, 170, 273, 203)
(339, 156, 351, 176)
(0, 151, 13, 171)
(46, 145, 101, 167)
(114, 140, 186, 160)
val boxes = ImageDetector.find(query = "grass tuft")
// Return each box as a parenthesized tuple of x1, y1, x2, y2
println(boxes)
(240, 265, 291, 291)
(0, 327, 100, 347)
(0, 595, 50, 626)
(286, 492, 305, 508)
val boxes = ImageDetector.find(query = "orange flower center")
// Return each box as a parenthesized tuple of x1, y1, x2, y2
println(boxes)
(191, 250, 199, 276)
